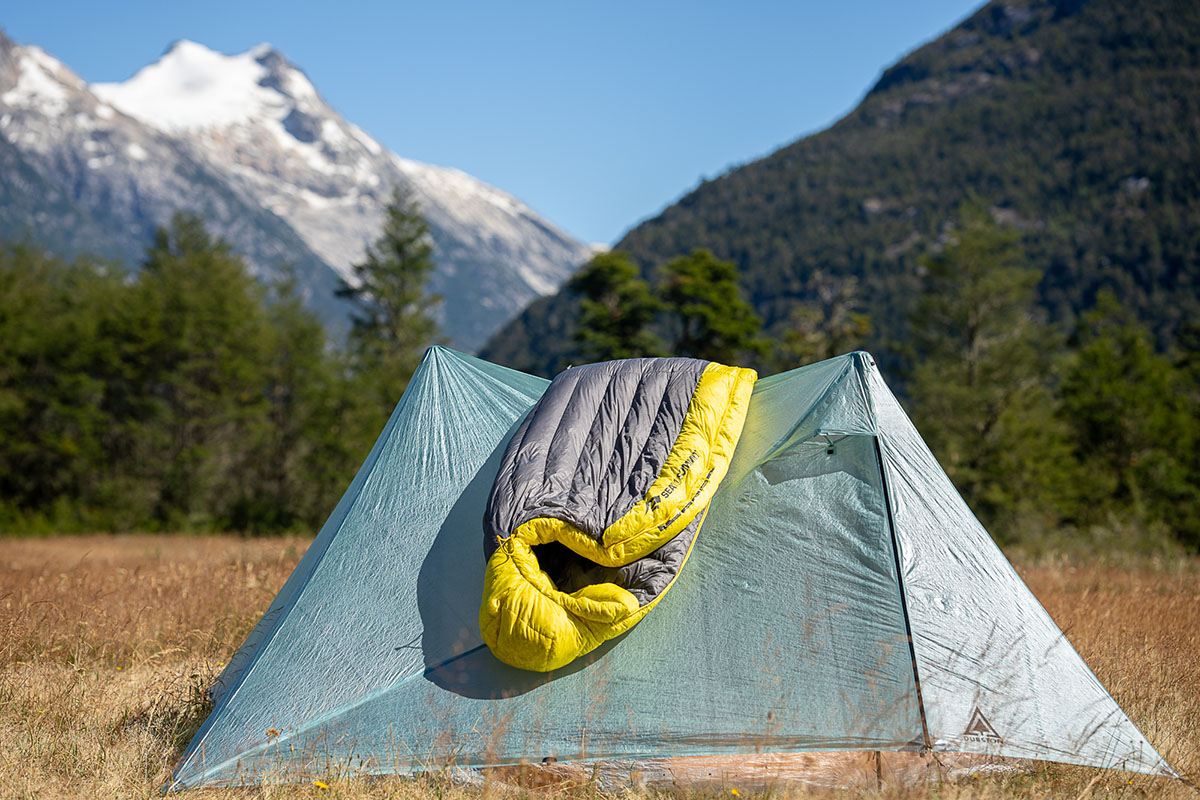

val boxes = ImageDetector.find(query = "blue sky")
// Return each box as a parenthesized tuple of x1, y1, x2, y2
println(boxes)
(4, 1, 984, 245)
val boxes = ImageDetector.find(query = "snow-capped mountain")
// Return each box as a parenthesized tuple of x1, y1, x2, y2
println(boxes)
(0, 30, 598, 349)
(0, 31, 347, 321)
(93, 40, 598, 349)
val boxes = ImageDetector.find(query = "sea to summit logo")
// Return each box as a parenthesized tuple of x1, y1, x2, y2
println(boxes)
(646, 450, 700, 513)
(963, 707, 1002, 744)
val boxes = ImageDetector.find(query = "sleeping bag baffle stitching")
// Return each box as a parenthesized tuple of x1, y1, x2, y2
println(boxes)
(480, 357, 757, 671)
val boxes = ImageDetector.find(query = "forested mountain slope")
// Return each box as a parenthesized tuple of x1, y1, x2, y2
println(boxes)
(483, 0, 1200, 375)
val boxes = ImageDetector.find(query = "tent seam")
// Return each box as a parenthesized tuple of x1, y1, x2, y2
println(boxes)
(873, 434, 932, 751)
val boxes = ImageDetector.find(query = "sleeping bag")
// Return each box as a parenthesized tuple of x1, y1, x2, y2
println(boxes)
(479, 357, 757, 671)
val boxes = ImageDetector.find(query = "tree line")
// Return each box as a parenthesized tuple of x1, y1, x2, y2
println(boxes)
(565, 204, 1200, 553)
(0, 186, 438, 533)
(1, 194, 1197, 552)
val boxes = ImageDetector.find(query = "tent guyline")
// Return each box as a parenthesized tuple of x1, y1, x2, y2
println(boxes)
(168, 347, 1177, 790)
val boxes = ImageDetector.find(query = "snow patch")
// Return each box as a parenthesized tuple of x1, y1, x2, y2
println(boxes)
(282, 68, 319, 105)
(516, 264, 558, 296)
(23, 46, 80, 84)
(391, 155, 521, 217)
(266, 117, 337, 174)
(2, 48, 73, 116)
(320, 117, 348, 147)
(93, 40, 287, 131)
(348, 122, 382, 155)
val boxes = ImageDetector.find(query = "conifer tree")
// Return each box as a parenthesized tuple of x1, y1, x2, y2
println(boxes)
(569, 251, 664, 361)
(906, 205, 1077, 537)
(658, 249, 765, 364)
(1058, 292, 1200, 547)
(772, 271, 872, 370)
(337, 184, 442, 418)
(233, 268, 372, 532)
(0, 243, 127, 527)
(130, 212, 272, 528)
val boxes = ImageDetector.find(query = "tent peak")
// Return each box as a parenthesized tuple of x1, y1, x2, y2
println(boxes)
(845, 350, 876, 369)
(422, 344, 466, 361)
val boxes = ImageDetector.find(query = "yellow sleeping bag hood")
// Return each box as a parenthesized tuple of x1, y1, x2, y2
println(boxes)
(480, 357, 756, 671)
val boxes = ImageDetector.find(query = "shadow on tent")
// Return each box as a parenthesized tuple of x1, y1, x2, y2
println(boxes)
(416, 420, 624, 700)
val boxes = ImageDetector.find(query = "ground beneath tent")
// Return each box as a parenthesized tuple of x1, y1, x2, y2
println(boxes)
(481, 751, 1028, 791)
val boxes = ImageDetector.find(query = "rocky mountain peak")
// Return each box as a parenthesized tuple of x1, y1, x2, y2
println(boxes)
(0, 34, 90, 119)
(3, 32, 594, 351)
(93, 40, 321, 134)
(0, 28, 20, 88)
(249, 43, 291, 77)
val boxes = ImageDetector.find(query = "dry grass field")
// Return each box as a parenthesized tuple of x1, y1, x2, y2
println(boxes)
(1, 534, 1196, 799)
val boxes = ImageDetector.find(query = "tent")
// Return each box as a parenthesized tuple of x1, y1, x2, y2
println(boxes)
(169, 347, 1177, 789)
